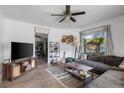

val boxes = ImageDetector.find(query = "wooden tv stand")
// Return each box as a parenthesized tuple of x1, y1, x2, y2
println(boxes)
(2, 57, 37, 81)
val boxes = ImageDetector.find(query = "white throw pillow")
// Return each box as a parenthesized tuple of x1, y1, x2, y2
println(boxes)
(119, 60, 124, 69)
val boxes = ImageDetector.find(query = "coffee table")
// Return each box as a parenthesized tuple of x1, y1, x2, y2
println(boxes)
(65, 62, 94, 86)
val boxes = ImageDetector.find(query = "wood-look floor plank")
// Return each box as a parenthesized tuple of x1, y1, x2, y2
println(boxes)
(0, 60, 64, 88)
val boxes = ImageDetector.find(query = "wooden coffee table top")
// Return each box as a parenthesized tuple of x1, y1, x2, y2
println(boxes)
(65, 62, 93, 72)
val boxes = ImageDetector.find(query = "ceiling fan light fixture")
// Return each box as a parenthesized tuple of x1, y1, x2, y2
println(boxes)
(66, 16, 70, 19)
(51, 5, 85, 23)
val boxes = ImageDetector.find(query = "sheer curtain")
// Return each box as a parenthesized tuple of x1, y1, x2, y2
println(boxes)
(80, 25, 114, 55)
(104, 25, 114, 55)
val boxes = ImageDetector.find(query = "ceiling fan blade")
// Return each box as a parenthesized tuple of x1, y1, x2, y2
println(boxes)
(70, 17, 76, 22)
(51, 14, 64, 16)
(35, 35, 41, 38)
(59, 17, 65, 23)
(71, 11, 85, 16)
(66, 5, 70, 12)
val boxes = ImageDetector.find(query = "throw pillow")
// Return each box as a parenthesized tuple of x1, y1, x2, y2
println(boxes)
(119, 60, 124, 69)
(87, 56, 99, 62)
(98, 56, 105, 62)
(65, 57, 75, 63)
(104, 57, 123, 67)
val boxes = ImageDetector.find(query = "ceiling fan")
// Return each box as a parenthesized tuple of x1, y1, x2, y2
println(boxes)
(51, 5, 85, 23)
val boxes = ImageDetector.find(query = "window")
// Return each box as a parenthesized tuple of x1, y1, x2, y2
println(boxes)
(83, 31, 105, 55)
(80, 25, 113, 56)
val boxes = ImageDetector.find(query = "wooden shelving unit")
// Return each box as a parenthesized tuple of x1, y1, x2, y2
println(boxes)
(49, 42, 60, 64)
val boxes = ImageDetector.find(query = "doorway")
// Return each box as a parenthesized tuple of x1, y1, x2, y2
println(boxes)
(35, 32, 48, 62)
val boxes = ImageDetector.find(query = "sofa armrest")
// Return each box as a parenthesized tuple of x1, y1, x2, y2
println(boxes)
(110, 67, 124, 72)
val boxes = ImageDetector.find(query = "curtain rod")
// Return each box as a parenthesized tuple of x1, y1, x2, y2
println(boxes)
(80, 25, 108, 33)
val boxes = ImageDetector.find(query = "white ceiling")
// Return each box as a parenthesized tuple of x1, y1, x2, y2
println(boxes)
(0, 5, 124, 28)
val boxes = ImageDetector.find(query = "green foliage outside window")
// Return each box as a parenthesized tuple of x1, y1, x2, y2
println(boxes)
(84, 37, 104, 53)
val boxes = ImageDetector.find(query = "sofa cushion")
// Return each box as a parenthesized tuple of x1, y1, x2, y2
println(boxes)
(88, 55, 124, 67)
(77, 60, 111, 72)
(87, 56, 99, 62)
(88, 56, 107, 63)
(97, 56, 105, 62)
(106, 55, 116, 58)
(104, 57, 123, 67)
(86, 70, 124, 88)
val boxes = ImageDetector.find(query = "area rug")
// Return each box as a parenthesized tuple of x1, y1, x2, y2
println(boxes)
(47, 64, 97, 88)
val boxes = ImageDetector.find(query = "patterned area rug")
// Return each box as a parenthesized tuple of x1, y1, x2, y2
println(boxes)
(47, 64, 98, 88)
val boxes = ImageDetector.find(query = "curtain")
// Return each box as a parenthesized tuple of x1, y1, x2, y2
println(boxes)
(79, 32, 84, 53)
(104, 25, 114, 55)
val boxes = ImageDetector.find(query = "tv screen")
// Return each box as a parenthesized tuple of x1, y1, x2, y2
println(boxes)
(11, 42, 33, 60)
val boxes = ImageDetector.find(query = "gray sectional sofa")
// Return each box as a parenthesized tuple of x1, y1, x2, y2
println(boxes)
(76, 55, 124, 88)
(77, 55, 124, 73)
(86, 70, 124, 88)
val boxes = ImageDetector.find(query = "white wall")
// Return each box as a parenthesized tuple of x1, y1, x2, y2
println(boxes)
(3, 19, 80, 63)
(3, 19, 36, 59)
(50, 28, 80, 59)
(0, 9, 4, 74)
(79, 15, 124, 57)
(4, 14, 124, 63)
(0, 10, 4, 63)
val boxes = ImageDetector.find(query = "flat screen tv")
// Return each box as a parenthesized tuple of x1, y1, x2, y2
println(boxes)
(11, 42, 33, 60)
